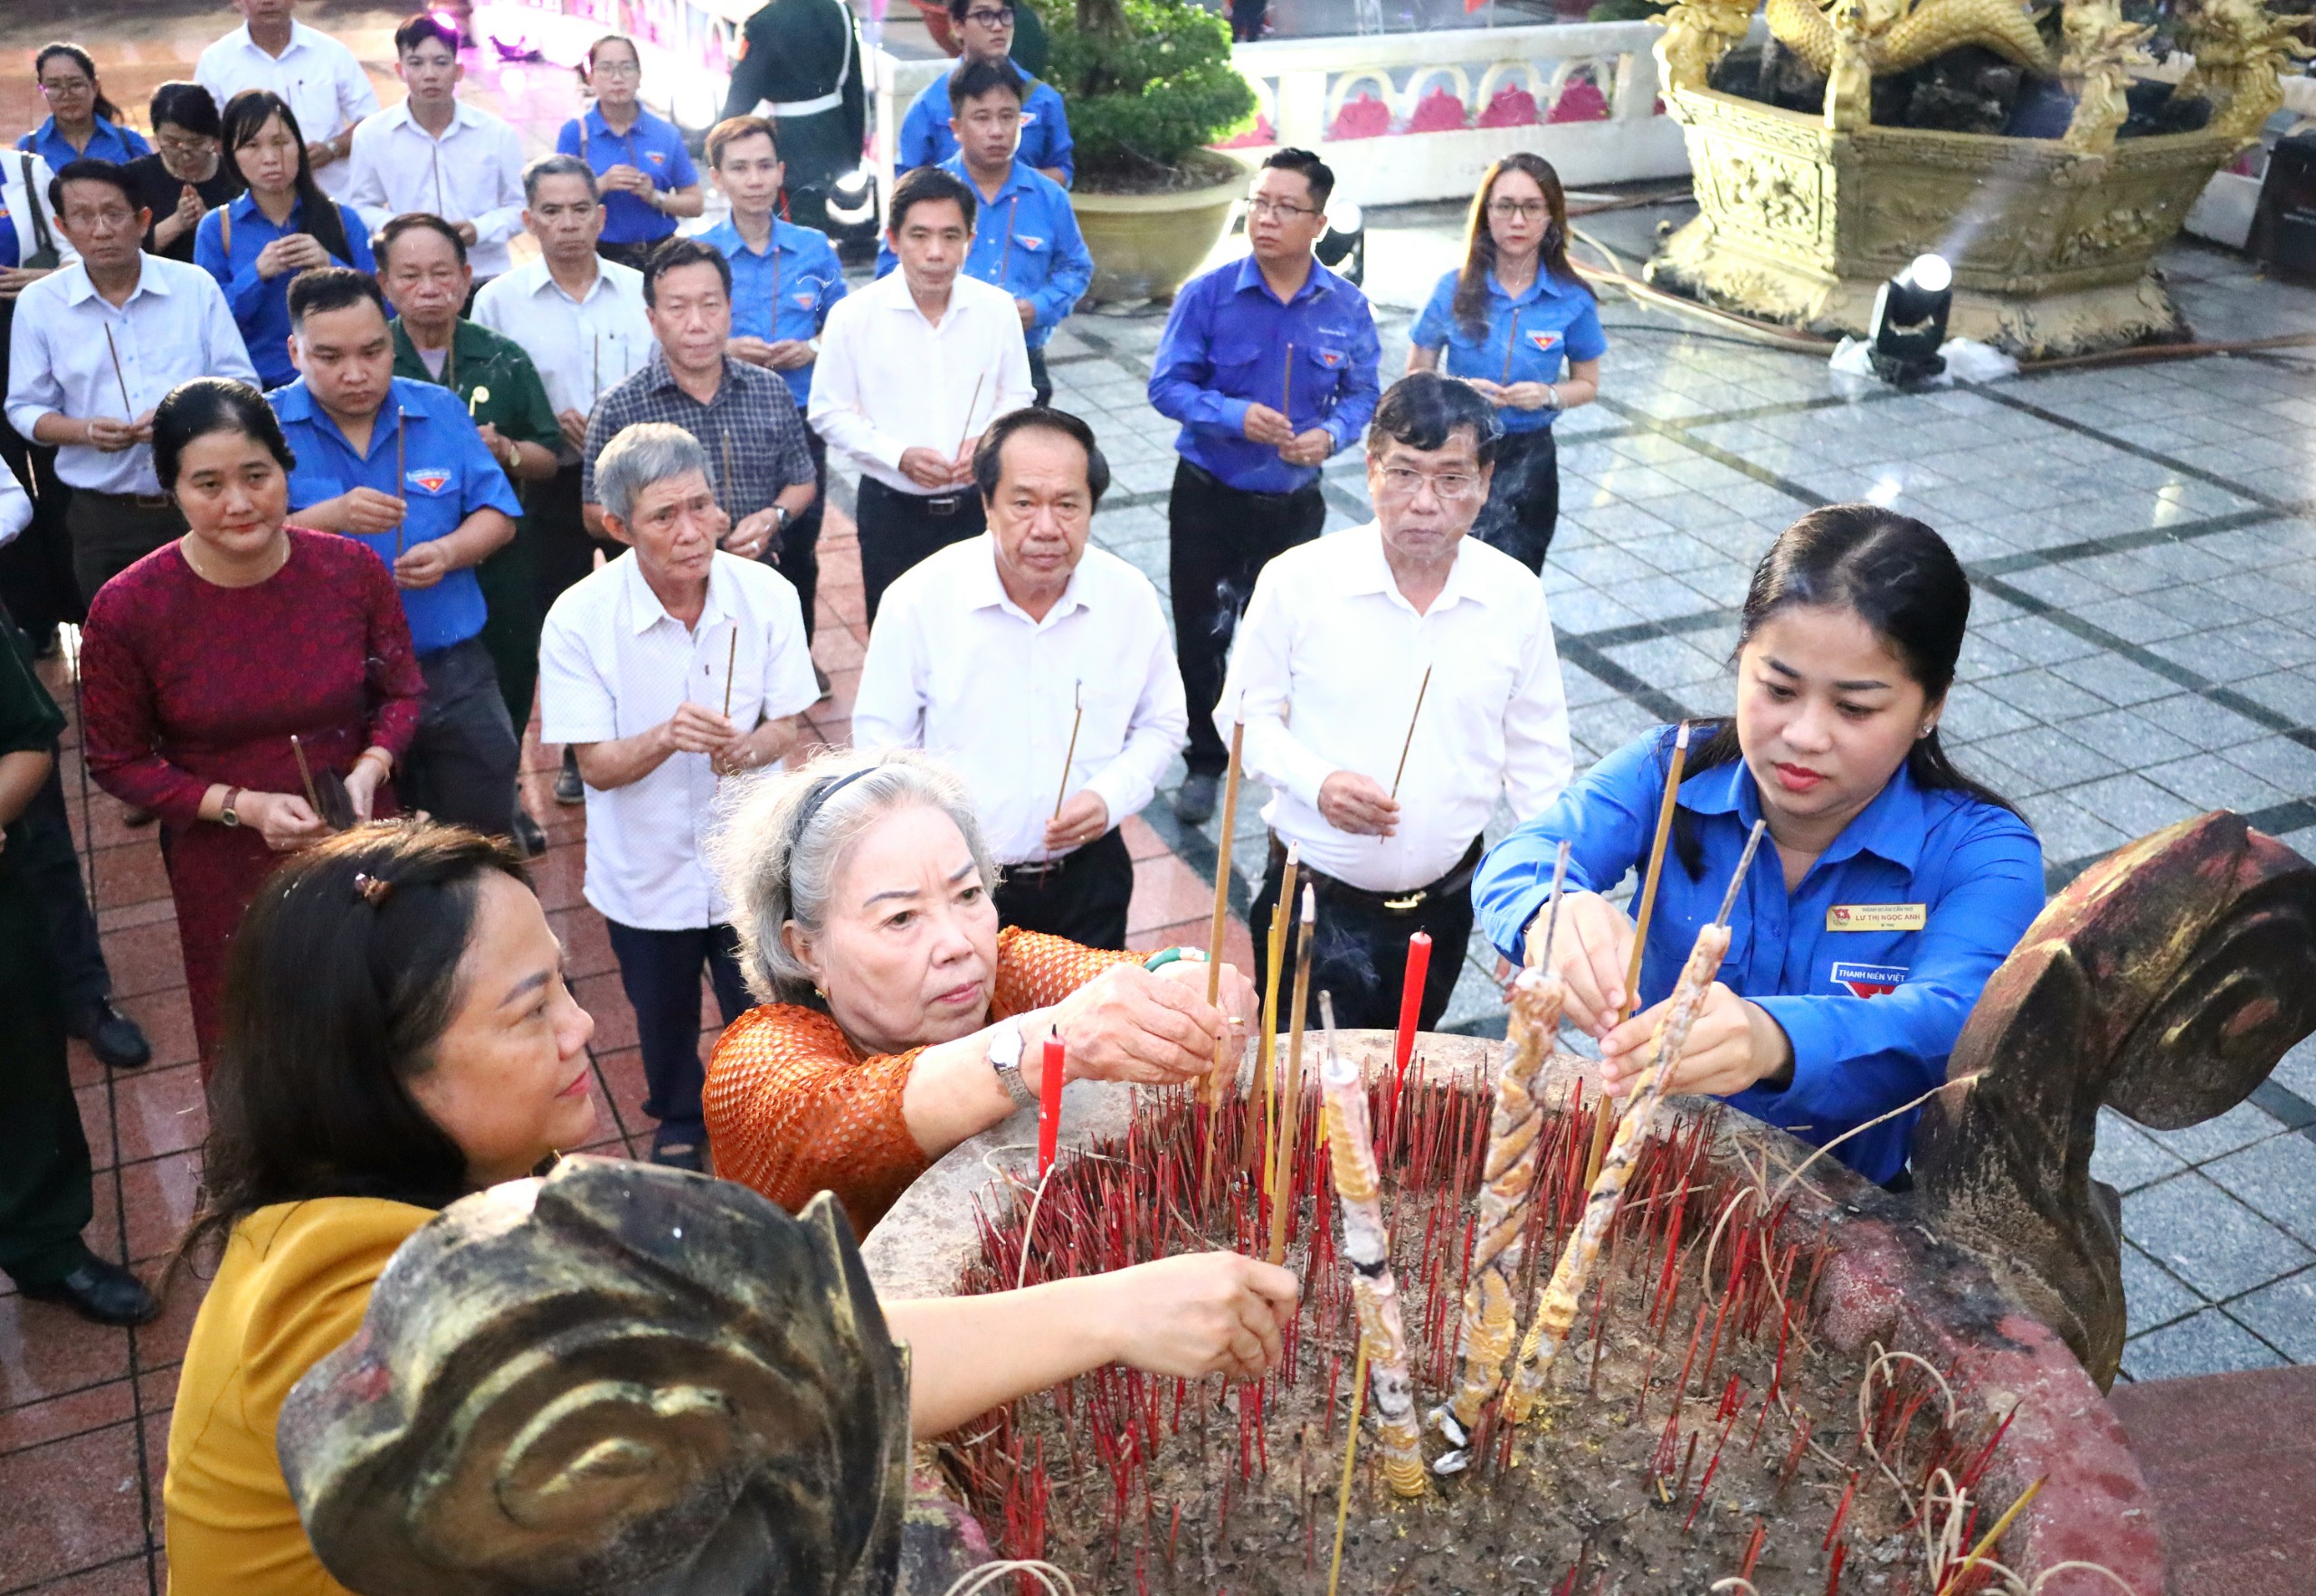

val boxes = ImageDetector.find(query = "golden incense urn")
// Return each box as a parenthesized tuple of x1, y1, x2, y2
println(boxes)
(1645, 0, 2311, 354)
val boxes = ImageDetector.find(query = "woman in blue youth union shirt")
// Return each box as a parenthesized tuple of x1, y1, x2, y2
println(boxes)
(1473, 508, 2045, 1188)
(555, 35, 704, 271)
(1408, 154, 1604, 574)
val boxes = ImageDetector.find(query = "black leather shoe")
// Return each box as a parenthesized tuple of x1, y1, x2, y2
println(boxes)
(650, 1126, 707, 1173)
(555, 746, 584, 806)
(20, 1254, 161, 1326)
(67, 1001, 151, 1069)
(1174, 773, 1219, 825)
(510, 809, 546, 858)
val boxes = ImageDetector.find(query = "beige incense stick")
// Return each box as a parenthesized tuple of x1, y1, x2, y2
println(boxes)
(1200, 719, 1247, 1113)
(1318, 992, 1427, 1498)
(1265, 882, 1315, 1267)
(1324, 1336, 1372, 1596)
(720, 625, 740, 718)
(1438, 842, 1571, 1451)
(1501, 308, 1522, 386)
(955, 372, 987, 460)
(1051, 683, 1084, 821)
(101, 324, 133, 417)
(1249, 843, 1299, 1186)
(289, 734, 324, 821)
(1387, 664, 1433, 803)
(1503, 821, 1767, 1425)
(721, 431, 735, 518)
(1282, 342, 1295, 439)
(393, 418, 407, 563)
(1587, 721, 1690, 1187)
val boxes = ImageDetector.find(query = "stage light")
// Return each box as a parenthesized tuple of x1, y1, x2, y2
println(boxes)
(822, 166, 881, 259)
(1866, 252, 1953, 387)
(1316, 199, 1365, 285)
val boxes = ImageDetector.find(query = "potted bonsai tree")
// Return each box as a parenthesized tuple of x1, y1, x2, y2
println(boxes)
(1034, 0, 1258, 303)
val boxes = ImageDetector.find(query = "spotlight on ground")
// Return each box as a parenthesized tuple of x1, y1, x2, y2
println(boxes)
(1866, 252, 1953, 388)
(1316, 200, 1365, 286)
(824, 167, 881, 261)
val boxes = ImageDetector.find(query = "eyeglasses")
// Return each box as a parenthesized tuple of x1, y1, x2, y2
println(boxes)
(1377, 466, 1483, 501)
(1488, 200, 1550, 221)
(154, 132, 217, 156)
(39, 78, 95, 98)
(963, 6, 1016, 24)
(1246, 196, 1317, 222)
(592, 58, 641, 77)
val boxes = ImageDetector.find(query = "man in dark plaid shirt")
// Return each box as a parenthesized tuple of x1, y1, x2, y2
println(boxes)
(580, 239, 819, 577)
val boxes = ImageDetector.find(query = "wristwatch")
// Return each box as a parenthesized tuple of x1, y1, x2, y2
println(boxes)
(987, 1018, 1039, 1111)
(774, 504, 792, 533)
(219, 786, 242, 828)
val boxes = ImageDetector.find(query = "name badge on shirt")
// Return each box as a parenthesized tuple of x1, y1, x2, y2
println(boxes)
(1831, 961, 1907, 997)
(1827, 902, 1926, 932)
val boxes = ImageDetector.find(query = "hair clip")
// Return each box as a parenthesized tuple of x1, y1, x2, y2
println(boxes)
(353, 872, 394, 906)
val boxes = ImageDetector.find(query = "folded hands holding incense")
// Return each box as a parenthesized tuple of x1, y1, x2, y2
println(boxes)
(1527, 889, 1795, 1100)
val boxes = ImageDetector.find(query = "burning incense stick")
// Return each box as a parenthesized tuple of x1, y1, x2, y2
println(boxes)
(1588, 721, 1690, 1186)
(1317, 991, 1427, 1498)
(1504, 820, 1765, 1426)
(1201, 719, 1247, 1116)
(289, 733, 324, 821)
(1052, 682, 1083, 821)
(1387, 664, 1432, 803)
(1267, 882, 1315, 1267)
(1439, 842, 1571, 1447)
(101, 324, 133, 417)
(1253, 843, 1301, 1189)
(1324, 1336, 1371, 1596)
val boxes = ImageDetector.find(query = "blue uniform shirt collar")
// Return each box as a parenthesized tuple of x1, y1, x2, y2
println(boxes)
(226, 190, 305, 228)
(275, 377, 422, 460)
(1489, 266, 1588, 309)
(1231, 252, 1338, 309)
(943, 152, 1037, 204)
(1680, 749, 1927, 873)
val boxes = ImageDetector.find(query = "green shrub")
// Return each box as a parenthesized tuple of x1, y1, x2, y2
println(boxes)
(1033, 0, 1258, 185)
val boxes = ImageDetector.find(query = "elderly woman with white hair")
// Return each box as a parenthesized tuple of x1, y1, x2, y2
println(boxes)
(705, 747, 1258, 1236)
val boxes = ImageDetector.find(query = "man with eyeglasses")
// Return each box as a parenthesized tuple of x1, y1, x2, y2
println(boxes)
(1147, 147, 1380, 826)
(1217, 372, 1571, 1032)
(196, 0, 380, 201)
(899, 0, 1074, 186)
(720, 0, 868, 234)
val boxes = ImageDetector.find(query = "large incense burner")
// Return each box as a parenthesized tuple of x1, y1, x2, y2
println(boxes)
(1643, 0, 2311, 354)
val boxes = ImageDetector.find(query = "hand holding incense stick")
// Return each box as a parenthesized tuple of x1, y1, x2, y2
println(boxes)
(720, 626, 741, 719)
(102, 324, 134, 417)
(1266, 882, 1316, 1267)
(1387, 664, 1432, 803)
(1587, 720, 1689, 1186)
(1504, 821, 1766, 1425)
(289, 733, 324, 819)
(1317, 991, 1428, 1498)
(1051, 682, 1084, 821)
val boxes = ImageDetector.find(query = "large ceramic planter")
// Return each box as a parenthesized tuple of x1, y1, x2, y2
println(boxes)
(1070, 152, 1247, 305)
(1646, 83, 2245, 356)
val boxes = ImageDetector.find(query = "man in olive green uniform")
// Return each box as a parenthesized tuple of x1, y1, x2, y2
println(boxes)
(721, 0, 868, 233)
(0, 613, 157, 1325)
(377, 213, 563, 851)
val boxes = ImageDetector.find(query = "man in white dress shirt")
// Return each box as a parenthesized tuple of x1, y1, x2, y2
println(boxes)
(854, 406, 1185, 949)
(1220, 372, 1572, 1030)
(5, 161, 256, 604)
(474, 153, 655, 805)
(539, 423, 818, 1170)
(809, 163, 1031, 624)
(346, 14, 527, 280)
(195, 0, 380, 201)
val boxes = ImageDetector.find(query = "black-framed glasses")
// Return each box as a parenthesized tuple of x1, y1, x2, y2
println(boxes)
(963, 6, 1016, 24)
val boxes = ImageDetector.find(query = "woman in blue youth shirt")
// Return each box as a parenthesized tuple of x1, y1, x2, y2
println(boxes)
(19, 44, 152, 172)
(1474, 508, 2045, 1188)
(196, 92, 373, 391)
(1409, 154, 1604, 574)
(556, 35, 704, 271)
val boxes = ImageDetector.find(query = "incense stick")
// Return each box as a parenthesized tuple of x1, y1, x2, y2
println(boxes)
(1201, 719, 1247, 1116)
(1387, 664, 1432, 803)
(393, 416, 406, 563)
(956, 371, 987, 460)
(101, 324, 133, 417)
(1253, 843, 1301, 1189)
(1318, 991, 1427, 1498)
(1266, 882, 1315, 1267)
(721, 431, 735, 518)
(720, 624, 740, 718)
(1051, 682, 1083, 821)
(1501, 308, 1522, 386)
(289, 733, 323, 820)
(1589, 721, 1690, 1186)
(1504, 821, 1767, 1425)
(1324, 1337, 1371, 1596)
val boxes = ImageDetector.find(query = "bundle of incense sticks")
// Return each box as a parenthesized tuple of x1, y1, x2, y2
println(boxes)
(1502, 819, 1766, 1425)
(1437, 844, 1571, 1454)
(1244, 842, 1298, 1183)
(1264, 882, 1315, 1268)
(1587, 720, 1690, 1187)
(1316, 992, 1427, 1498)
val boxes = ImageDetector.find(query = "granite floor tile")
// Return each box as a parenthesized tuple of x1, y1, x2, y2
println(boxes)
(2205, 1135, 2316, 1248)
(2141, 1098, 2292, 1164)
(2121, 1308, 2287, 1381)
(2092, 1110, 2189, 1194)
(2122, 1172, 2313, 1301)
(2121, 1241, 2207, 1336)
(2225, 1270, 2316, 1362)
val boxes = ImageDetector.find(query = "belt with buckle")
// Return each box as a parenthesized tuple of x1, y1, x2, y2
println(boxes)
(1005, 856, 1070, 880)
(81, 489, 173, 510)
(918, 491, 968, 517)
(1267, 833, 1485, 914)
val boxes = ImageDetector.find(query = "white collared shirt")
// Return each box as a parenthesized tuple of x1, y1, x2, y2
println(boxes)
(807, 270, 1033, 495)
(5, 256, 257, 496)
(0, 453, 29, 550)
(195, 22, 380, 201)
(346, 100, 527, 277)
(539, 550, 820, 930)
(472, 256, 654, 423)
(1218, 523, 1574, 893)
(853, 535, 1187, 865)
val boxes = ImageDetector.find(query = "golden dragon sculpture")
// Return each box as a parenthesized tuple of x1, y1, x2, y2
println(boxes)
(2176, 0, 2315, 141)
(1763, 0, 2061, 78)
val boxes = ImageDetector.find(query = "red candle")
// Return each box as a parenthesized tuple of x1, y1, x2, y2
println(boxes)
(1038, 1034, 1067, 1177)
(1392, 931, 1432, 1090)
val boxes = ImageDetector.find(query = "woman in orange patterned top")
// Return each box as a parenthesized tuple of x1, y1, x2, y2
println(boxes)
(706, 749, 1259, 1235)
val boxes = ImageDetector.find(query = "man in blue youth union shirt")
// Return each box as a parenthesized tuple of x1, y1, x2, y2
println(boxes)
(268, 269, 525, 841)
(1147, 147, 1381, 825)
(898, 0, 1073, 185)
(876, 59, 1091, 409)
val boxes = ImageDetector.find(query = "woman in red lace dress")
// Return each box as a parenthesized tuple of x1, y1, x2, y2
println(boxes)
(80, 380, 424, 1066)
(706, 750, 1260, 1237)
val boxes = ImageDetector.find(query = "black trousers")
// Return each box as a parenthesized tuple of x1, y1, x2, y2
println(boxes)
(778, 427, 827, 643)
(532, 461, 605, 622)
(403, 638, 522, 838)
(65, 491, 185, 606)
(0, 424, 78, 641)
(1473, 426, 1560, 574)
(15, 764, 110, 1014)
(1029, 347, 1052, 408)
(605, 919, 752, 1135)
(1167, 459, 1326, 776)
(476, 499, 546, 736)
(994, 826, 1135, 950)
(595, 239, 667, 271)
(1249, 836, 1478, 1032)
(855, 476, 986, 626)
(0, 854, 92, 1289)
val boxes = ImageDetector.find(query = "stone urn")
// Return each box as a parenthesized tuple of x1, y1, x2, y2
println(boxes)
(1070, 150, 1248, 305)
(1641, 0, 2311, 355)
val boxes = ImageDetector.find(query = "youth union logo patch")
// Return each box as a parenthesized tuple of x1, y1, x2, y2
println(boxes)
(1525, 329, 1562, 353)
(406, 469, 452, 493)
(1830, 962, 1907, 998)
